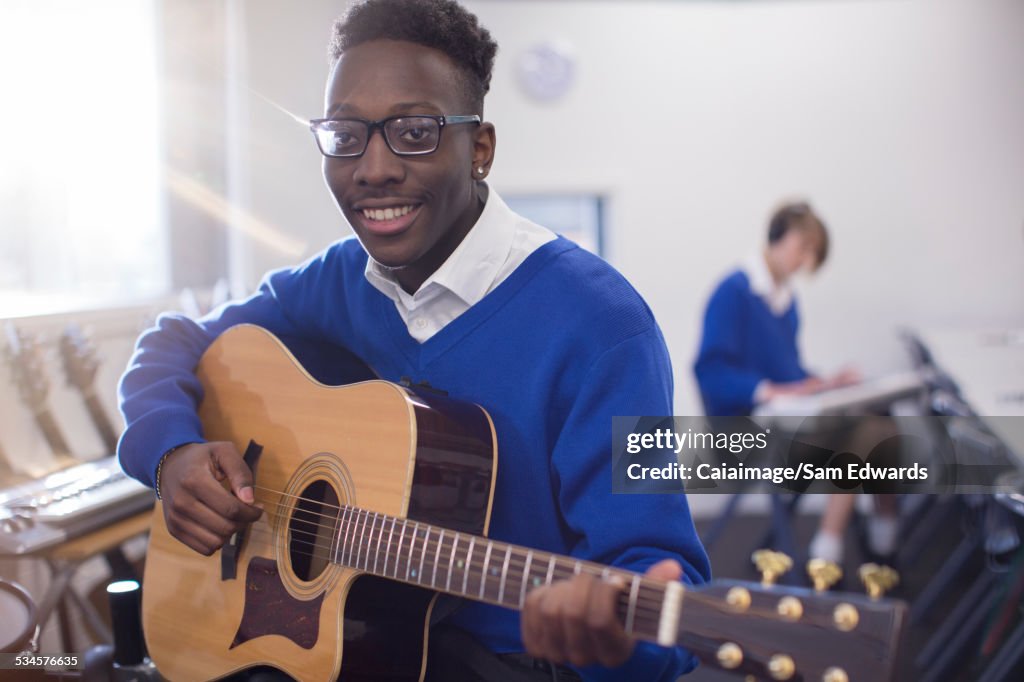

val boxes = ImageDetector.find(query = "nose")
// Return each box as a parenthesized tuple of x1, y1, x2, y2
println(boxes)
(351, 128, 405, 187)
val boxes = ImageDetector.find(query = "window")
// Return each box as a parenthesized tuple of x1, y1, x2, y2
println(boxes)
(0, 0, 165, 317)
(503, 194, 605, 257)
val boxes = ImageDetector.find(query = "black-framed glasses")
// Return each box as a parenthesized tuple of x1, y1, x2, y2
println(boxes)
(309, 114, 481, 158)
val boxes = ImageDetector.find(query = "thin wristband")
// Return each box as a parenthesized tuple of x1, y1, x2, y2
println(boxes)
(154, 443, 194, 500)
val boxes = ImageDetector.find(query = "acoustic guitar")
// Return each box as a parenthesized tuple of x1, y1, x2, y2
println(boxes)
(59, 324, 120, 453)
(3, 323, 72, 457)
(142, 325, 905, 681)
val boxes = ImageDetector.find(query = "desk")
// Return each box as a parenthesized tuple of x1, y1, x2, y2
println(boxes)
(919, 327, 1024, 458)
(29, 511, 151, 650)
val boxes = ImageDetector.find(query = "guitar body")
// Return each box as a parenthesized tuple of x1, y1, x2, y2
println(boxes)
(143, 325, 497, 681)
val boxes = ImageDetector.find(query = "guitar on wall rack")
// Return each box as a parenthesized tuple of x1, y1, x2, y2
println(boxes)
(143, 325, 906, 682)
(0, 323, 153, 556)
(59, 323, 120, 453)
(3, 323, 73, 459)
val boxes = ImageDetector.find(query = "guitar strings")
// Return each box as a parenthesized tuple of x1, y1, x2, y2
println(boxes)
(243, 510, 669, 607)
(231, 493, 683, 617)
(238, 529, 670, 633)
(240, 494, 674, 618)
(233, 514, 769, 637)
(241, 487, 785, 624)
(247, 490, 672, 593)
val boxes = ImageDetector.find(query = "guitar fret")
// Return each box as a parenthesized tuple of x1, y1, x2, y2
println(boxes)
(625, 574, 641, 636)
(329, 506, 343, 565)
(417, 525, 429, 585)
(357, 512, 371, 569)
(432, 529, 445, 587)
(479, 542, 493, 600)
(462, 537, 476, 595)
(545, 555, 555, 586)
(384, 516, 397, 576)
(373, 512, 386, 574)
(446, 534, 459, 592)
(367, 512, 378, 570)
(396, 519, 408, 579)
(342, 507, 357, 567)
(573, 560, 582, 576)
(406, 522, 419, 582)
(519, 550, 534, 607)
(354, 507, 366, 565)
(498, 545, 512, 605)
(362, 511, 375, 570)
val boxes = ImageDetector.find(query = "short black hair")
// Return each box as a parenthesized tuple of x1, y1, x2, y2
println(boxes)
(767, 201, 830, 267)
(329, 0, 498, 114)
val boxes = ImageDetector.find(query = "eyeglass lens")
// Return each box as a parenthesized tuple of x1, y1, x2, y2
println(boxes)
(315, 117, 441, 157)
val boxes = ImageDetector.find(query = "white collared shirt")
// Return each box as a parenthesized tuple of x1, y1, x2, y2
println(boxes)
(364, 188, 557, 342)
(742, 252, 794, 316)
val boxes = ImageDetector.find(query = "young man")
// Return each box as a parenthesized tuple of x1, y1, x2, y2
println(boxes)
(118, 1, 709, 680)
(693, 202, 895, 565)
(693, 201, 852, 416)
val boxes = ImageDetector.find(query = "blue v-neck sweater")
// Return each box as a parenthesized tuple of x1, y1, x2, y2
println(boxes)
(694, 270, 809, 416)
(119, 236, 710, 681)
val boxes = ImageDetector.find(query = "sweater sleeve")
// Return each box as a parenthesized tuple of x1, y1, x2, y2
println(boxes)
(551, 325, 712, 681)
(693, 277, 763, 415)
(117, 250, 338, 488)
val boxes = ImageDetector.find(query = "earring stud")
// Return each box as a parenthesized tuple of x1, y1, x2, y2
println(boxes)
(477, 167, 485, 174)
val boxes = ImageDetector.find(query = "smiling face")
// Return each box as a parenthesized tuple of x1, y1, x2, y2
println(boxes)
(322, 39, 496, 293)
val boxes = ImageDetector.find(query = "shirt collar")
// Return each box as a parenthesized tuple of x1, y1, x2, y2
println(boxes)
(743, 252, 794, 315)
(364, 186, 517, 308)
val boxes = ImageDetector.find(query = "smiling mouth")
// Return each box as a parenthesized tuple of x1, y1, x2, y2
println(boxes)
(362, 205, 416, 221)
(353, 203, 422, 236)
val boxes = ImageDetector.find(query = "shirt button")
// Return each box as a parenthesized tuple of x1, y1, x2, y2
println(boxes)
(415, 318, 427, 329)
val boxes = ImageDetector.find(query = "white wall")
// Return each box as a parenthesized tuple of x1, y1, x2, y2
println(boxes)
(226, 0, 1024, 414)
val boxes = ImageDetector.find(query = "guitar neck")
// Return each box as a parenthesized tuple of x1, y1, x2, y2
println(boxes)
(321, 505, 679, 647)
(79, 389, 119, 453)
(32, 408, 72, 456)
(308, 503, 904, 680)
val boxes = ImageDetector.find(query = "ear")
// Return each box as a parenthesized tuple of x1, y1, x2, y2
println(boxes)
(471, 122, 496, 179)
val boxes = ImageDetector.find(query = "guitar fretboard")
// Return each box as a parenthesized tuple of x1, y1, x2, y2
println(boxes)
(297, 505, 681, 646)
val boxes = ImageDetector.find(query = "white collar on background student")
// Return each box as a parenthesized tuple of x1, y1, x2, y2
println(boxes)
(743, 252, 794, 316)
(365, 187, 556, 342)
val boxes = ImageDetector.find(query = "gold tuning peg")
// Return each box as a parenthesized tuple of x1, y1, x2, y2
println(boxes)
(752, 549, 793, 586)
(858, 563, 899, 600)
(807, 558, 843, 593)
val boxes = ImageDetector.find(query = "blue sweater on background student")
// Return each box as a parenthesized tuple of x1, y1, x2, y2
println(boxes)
(694, 202, 847, 417)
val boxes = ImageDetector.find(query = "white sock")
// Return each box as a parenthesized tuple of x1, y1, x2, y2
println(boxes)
(809, 531, 844, 564)
(868, 516, 899, 557)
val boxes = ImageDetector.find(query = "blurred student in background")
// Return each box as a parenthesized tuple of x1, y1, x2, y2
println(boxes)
(693, 201, 896, 565)
(693, 201, 852, 417)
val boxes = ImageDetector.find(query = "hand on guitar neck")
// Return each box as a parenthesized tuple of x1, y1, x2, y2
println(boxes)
(157, 441, 262, 556)
(521, 557, 683, 668)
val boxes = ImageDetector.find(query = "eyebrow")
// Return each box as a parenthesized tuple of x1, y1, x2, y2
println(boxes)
(324, 101, 444, 118)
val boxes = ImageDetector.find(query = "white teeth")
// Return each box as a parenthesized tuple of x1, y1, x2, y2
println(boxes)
(362, 205, 414, 221)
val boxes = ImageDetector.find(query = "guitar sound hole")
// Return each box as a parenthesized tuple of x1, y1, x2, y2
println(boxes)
(288, 480, 340, 582)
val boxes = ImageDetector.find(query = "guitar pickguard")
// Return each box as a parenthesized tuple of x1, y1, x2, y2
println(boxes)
(230, 556, 324, 650)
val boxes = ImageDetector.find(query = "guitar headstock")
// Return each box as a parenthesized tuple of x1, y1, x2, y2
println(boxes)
(3, 323, 51, 414)
(679, 573, 905, 681)
(59, 324, 100, 392)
